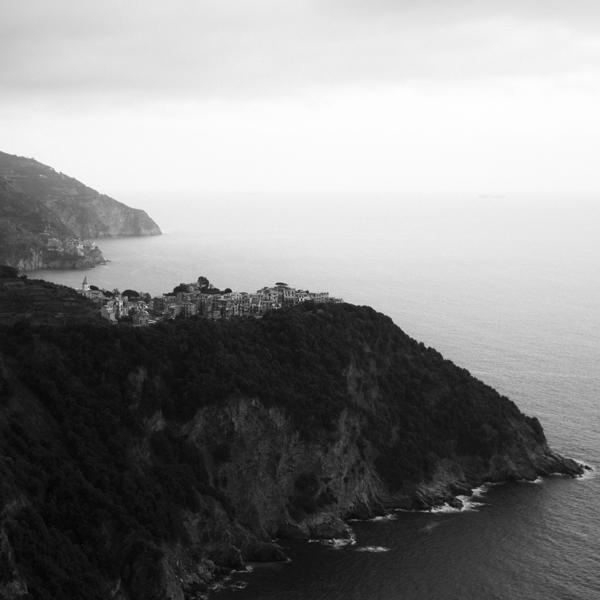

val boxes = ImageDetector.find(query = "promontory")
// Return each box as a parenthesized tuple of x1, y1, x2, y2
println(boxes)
(0, 283, 584, 600)
(0, 151, 161, 271)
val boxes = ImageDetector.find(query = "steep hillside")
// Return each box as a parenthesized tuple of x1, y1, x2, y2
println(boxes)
(0, 274, 104, 327)
(0, 300, 584, 600)
(0, 179, 105, 271)
(0, 151, 161, 238)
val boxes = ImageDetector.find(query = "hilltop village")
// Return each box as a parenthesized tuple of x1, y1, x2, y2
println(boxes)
(79, 275, 343, 326)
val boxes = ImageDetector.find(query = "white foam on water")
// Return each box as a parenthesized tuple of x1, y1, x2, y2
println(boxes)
(429, 497, 484, 513)
(456, 495, 486, 511)
(370, 514, 398, 522)
(471, 485, 491, 497)
(348, 513, 397, 523)
(230, 581, 249, 591)
(394, 484, 492, 515)
(355, 546, 390, 553)
(430, 503, 462, 514)
(574, 463, 595, 481)
(396, 503, 466, 514)
(312, 531, 357, 549)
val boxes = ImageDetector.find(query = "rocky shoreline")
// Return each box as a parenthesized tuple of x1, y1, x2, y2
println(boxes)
(3, 244, 107, 272)
(187, 456, 590, 600)
(273, 451, 589, 543)
(160, 398, 590, 598)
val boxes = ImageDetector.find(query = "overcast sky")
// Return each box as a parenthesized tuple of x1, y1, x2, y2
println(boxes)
(2, 0, 600, 197)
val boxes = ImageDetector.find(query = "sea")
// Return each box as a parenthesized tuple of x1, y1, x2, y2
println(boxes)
(29, 192, 600, 600)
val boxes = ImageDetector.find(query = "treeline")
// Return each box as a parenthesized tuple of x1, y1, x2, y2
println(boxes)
(0, 302, 540, 598)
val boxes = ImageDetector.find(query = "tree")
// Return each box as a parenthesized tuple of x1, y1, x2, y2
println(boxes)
(0, 265, 19, 278)
(123, 289, 140, 299)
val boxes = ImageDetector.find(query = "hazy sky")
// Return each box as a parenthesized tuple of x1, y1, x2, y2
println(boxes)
(2, 0, 600, 197)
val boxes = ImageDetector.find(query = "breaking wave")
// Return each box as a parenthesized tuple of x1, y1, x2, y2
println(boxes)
(355, 546, 390, 553)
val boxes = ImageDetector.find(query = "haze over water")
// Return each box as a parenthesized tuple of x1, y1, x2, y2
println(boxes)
(31, 193, 600, 599)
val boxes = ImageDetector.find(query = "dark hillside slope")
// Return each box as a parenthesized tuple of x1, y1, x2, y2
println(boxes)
(0, 275, 104, 326)
(0, 301, 583, 599)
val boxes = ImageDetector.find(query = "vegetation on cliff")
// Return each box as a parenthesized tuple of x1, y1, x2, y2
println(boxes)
(0, 150, 161, 270)
(0, 179, 103, 272)
(0, 296, 582, 599)
(0, 275, 105, 327)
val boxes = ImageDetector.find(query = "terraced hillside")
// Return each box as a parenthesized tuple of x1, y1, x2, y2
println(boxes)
(0, 277, 103, 326)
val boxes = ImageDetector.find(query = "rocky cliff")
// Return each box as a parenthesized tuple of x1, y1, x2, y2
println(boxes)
(0, 178, 106, 271)
(0, 298, 586, 600)
(0, 151, 161, 238)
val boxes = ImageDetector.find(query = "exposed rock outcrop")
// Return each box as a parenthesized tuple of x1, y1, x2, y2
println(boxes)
(174, 395, 583, 544)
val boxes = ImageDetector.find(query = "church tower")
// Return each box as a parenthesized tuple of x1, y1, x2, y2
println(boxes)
(82, 276, 90, 293)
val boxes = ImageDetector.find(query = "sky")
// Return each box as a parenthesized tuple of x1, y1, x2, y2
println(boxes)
(2, 0, 600, 198)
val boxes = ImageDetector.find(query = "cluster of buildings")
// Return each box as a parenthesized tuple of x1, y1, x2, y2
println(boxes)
(78, 277, 342, 326)
(46, 236, 100, 257)
(79, 277, 150, 325)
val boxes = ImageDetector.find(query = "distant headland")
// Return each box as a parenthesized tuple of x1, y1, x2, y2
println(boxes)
(0, 150, 161, 271)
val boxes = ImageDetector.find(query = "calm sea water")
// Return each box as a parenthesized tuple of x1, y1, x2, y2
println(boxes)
(30, 193, 600, 599)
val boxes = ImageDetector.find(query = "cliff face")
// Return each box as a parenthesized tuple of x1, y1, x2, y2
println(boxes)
(0, 151, 161, 238)
(0, 178, 106, 271)
(0, 299, 585, 600)
(184, 396, 580, 540)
